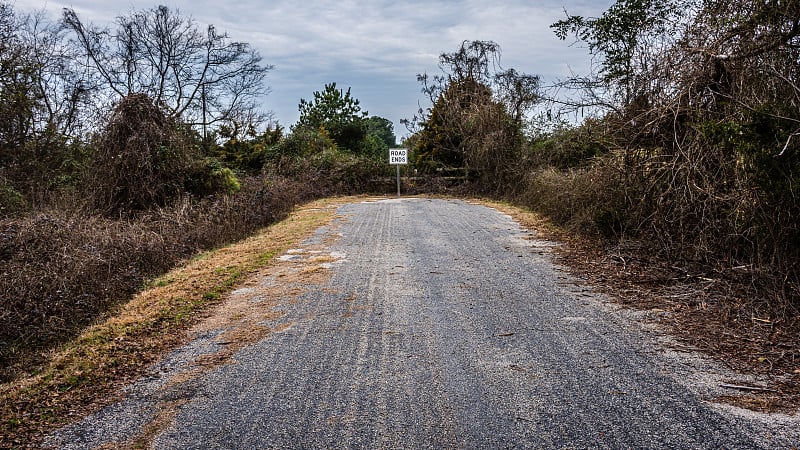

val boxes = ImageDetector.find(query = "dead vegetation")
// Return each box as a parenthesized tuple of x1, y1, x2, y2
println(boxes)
(0, 197, 351, 448)
(0, 175, 319, 384)
(88, 93, 196, 213)
(576, 247, 800, 413)
(485, 199, 800, 413)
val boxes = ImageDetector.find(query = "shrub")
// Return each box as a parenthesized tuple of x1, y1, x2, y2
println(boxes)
(0, 173, 311, 382)
(528, 120, 611, 170)
(88, 93, 198, 213)
(206, 124, 283, 173)
(266, 127, 337, 160)
(187, 158, 242, 197)
(519, 153, 631, 239)
(0, 179, 27, 217)
(265, 146, 393, 196)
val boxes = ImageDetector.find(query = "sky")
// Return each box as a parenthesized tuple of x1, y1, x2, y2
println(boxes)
(14, 0, 613, 139)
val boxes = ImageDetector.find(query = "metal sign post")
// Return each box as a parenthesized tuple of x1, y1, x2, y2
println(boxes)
(396, 164, 401, 196)
(389, 148, 408, 197)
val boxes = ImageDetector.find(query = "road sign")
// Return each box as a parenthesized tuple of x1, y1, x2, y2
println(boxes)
(389, 148, 407, 196)
(389, 149, 407, 165)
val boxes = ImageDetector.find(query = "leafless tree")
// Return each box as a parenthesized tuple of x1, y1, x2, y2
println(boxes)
(15, 10, 93, 138)
(62, 5, 272, 133)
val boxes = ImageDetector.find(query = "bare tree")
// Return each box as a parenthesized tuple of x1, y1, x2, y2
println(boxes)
(15, 9, 93, 138)
(62, 5, 272, 132)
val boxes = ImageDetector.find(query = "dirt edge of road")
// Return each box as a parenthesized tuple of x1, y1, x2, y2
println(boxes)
(0, 196, 373, 449)
(479, 198, 800, 415)
(4, 195, 797, 448)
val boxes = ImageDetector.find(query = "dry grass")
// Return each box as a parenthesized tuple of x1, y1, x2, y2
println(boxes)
(0, 196, 361, 448)
(0, 174, 315, 381)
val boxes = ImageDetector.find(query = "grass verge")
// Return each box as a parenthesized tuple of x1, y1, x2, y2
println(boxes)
(0, 197, 357, 448)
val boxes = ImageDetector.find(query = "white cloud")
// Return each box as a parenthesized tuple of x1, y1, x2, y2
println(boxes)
(12, 0, 613, 136)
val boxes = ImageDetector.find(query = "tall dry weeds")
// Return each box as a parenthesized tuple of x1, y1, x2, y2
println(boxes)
(0, 174, 307, 382)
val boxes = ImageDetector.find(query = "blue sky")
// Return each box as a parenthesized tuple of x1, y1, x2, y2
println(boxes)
(16, 0, 613, 138)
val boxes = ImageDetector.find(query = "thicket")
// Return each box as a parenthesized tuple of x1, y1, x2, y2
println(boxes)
(404, 41, 539, 192)
(0, 4, 394, 381)
(407, 1, 800, 310)
(536, 0, 800, 307)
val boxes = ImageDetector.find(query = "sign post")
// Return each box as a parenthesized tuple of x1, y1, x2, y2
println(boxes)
(389, 148, 408, 197)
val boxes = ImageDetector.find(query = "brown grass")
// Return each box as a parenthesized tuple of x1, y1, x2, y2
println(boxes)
(0, 174, 315, 382)
(0, 196, 361, 448)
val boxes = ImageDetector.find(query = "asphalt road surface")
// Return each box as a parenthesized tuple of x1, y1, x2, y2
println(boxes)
(47, 198, 800, 449)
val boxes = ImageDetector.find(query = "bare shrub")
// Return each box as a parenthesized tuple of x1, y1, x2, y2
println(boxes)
(520, 152, 633, 239)
(0, 173, 308, 381)
(0, 210, 169, 376)
(88, 93, 196, 213)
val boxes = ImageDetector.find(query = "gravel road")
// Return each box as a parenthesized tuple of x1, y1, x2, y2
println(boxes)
(46, 198, 800, 449)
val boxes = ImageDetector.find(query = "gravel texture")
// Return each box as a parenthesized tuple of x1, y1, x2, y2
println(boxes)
(46, 198, 800, 449)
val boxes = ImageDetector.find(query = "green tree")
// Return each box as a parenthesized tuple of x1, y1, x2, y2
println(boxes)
(365, 116, 396, 148)
(296, 82, 368, 152)
(408, 40, 538, 188)
(210, 122, 284, 173)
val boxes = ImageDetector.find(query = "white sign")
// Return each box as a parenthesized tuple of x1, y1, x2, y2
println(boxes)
(389, 149, 408, 165)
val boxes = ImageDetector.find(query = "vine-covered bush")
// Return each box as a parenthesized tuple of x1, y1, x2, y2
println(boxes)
(89, 94, 198, 213)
